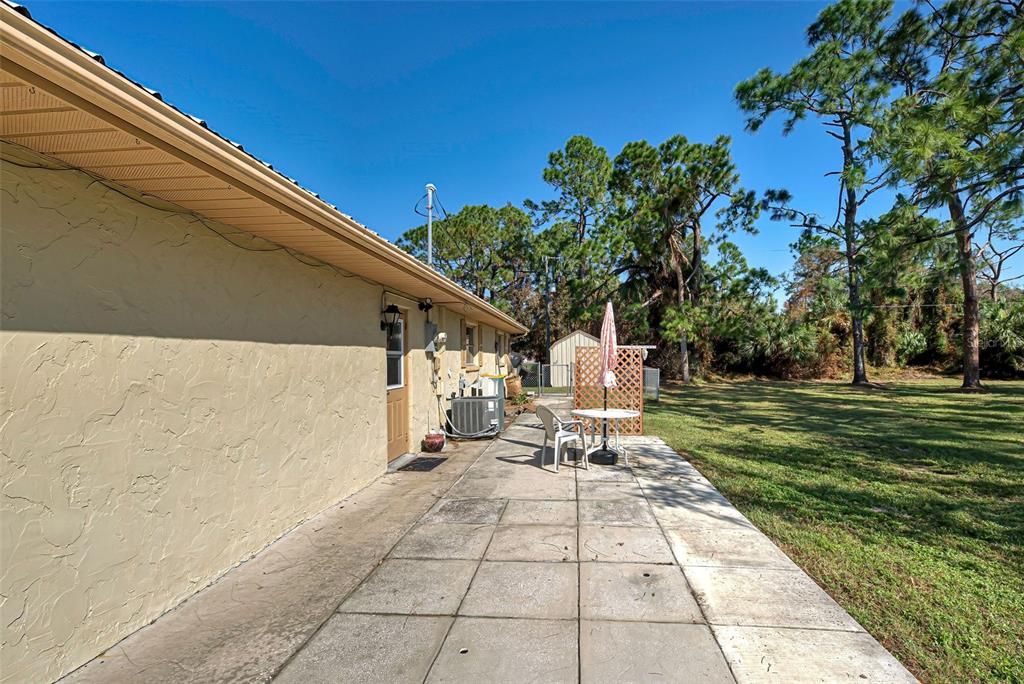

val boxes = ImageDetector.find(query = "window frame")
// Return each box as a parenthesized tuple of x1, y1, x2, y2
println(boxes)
(463, 321, 479, 369)
(386, 318, 405, 390)
(496, 331, 507, 367)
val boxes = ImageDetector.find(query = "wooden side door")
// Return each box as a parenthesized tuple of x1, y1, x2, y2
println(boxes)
(385, 314, 409, 461)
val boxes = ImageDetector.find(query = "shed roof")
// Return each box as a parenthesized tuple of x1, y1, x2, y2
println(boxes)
(550, 330, 599, 348)
(0, 2, 527, 334)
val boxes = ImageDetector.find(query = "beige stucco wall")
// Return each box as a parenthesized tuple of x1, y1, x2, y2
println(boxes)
(437, 308, 500, 387)
(392, 302, 499, 448)
(402, 302, 435, 446)
(0, 153, 392, 682)
(403, 307, 506, 442)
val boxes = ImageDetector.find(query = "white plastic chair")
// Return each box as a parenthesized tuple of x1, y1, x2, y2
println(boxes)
(536, 404, 587, 471)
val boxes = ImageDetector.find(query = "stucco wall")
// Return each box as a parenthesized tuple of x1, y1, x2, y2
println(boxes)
(402, 307, 506, 444)
(0, 153, 390, 682)
(397, 305, 506, 451)
(401, 302, 435, 448)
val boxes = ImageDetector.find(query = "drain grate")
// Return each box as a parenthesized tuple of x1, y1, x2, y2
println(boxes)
(398, 457, 448, 472)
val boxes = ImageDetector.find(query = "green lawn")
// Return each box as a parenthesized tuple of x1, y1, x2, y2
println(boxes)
(645, 379, 1024, 683)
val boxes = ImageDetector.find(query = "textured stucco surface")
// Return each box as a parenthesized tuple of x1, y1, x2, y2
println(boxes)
(0, 154, 393, 683)
(59, 436, 493, 684)
(405, 306, 503, 449)
(385, 301, 501, 453)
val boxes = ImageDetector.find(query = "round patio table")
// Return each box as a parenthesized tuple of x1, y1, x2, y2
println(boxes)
(571, 408, 640, 465)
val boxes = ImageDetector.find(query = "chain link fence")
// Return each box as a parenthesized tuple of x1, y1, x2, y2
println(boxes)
(518, 362, 573, 397)
(520, 361, 656, 400)
(643, 366, 661, 402)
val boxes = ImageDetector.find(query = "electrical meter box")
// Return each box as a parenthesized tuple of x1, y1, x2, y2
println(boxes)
(424, 321, 438, 354)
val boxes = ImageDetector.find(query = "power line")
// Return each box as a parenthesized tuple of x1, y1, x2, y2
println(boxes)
(432, 189, 450, 220)
(413, 193, 429, 218)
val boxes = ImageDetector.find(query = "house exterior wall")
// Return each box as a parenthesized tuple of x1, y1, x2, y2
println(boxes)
(403, 302, 435, 449)
(0, 158, 391, 682)
(403, 308, 504, 443)
(549, 330, 599, 387)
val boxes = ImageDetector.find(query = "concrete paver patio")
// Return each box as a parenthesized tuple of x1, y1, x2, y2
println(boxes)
(64, 400, 918, 683)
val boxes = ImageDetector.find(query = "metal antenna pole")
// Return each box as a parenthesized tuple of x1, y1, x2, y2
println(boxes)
(542, 255, 563, 388)
(544, 257, 551, 365)
(425, 183, 436, 267)
(543, 256, 551, 397)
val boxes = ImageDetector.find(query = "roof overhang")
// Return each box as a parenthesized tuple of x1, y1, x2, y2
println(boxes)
(0, 3, 527, 335)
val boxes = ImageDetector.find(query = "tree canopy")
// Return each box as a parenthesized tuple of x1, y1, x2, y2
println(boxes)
(395, 0, 1023, 385)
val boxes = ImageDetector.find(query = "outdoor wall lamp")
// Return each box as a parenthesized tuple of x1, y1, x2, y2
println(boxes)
(381, 304, 401, 331)
(418, 298, 434, 312)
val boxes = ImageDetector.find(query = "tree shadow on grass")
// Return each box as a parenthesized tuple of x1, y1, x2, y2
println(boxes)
(645, 380, 1024, 559)
(650, 380, 1023, 467)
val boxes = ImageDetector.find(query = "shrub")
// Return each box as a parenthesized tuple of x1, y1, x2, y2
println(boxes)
(980, 298, 1024, 378)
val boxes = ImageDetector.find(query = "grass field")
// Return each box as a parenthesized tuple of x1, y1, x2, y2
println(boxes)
(645, 379, 1024, 683)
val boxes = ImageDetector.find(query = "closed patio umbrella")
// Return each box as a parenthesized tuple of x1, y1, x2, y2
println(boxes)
(598, 300, 618, 410)
(591, 301, 620, 463)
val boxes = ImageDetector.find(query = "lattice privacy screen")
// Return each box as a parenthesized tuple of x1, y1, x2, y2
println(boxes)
(574, 346, 644, 434)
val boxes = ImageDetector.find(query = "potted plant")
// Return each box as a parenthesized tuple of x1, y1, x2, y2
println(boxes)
(422, 431, 445, 453)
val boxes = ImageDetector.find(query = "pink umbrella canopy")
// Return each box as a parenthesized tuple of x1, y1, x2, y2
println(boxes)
(598, 301, 618, 390)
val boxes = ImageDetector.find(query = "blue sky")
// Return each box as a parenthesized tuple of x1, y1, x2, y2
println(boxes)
(28, 1, 916, 283)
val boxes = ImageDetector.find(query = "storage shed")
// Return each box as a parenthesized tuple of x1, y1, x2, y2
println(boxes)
(549, 330, 599, 387)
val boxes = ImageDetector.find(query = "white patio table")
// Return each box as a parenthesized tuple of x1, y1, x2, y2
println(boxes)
(571, 408, 640, 466)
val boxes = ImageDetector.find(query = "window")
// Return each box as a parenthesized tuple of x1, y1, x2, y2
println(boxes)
(463, 322, 478, 368)
(386, 319, 404, 389)
(496, 332, 507, 369)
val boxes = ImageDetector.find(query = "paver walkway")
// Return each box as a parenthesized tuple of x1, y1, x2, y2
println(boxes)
(65, 400, 917, 683)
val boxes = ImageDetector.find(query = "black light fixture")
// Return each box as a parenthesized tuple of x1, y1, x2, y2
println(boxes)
(380, 304, 401, 331)
(418, 298, 434, 312)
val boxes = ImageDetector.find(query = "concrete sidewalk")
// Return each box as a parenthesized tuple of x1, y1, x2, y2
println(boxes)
(65, 404, 917, 683)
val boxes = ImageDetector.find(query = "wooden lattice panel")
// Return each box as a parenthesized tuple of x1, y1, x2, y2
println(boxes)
(574, 346, 644, 434)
